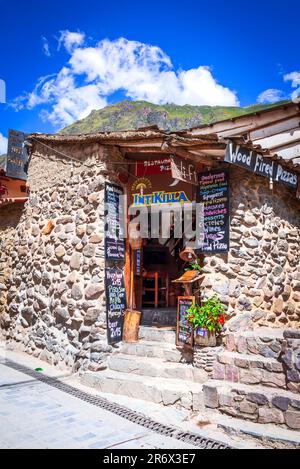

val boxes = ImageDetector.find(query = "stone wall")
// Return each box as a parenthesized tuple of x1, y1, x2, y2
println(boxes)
(201, 166, 300, 330)
(204, 328, 300, 429)
(28, 141, 107, 191)
(2, 142, 300, 371)
(0, 203, 24, 335)
(3, 142, 125, 371)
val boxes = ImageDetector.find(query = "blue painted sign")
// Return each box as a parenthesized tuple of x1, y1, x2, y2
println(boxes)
(6, 129, 28, 180)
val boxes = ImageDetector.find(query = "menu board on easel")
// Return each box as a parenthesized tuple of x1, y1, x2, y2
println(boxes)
(105, 182, 125, 261)
(105, 265, 127, 344)
(176, 296, 195, 348)
(198, 169, 230, 253)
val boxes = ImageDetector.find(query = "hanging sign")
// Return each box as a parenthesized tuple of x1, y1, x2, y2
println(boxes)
(198, 169, 230, 253)
(170, 155, 199, 186)
(105, 265, 127, 344)
(225, 141, 298, 189)
(6, 129, 28, 180)
(176, 296, 195, 348)
(135, 249, 141, 276)
(105, 182, 125, 261)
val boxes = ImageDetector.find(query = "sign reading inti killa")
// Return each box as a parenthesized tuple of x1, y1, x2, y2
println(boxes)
(225, 141, 298, 189)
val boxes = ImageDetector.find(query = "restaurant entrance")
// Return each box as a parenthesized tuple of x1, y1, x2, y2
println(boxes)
(125, 154, 199, 328)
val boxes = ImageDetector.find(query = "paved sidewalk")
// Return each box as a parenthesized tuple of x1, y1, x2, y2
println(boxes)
(0, 359, 199, 449)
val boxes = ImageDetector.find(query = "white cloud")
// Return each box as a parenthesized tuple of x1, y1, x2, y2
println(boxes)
(0, 133, 8, 154)
(284, 71, 300, 102)
(58, 30, 85, 53)
(258, 70, 300, 105)
(284, 71, 300, 88)
(13, 33, 239, 128)
(42, 36, 51, 57)
(257, 88, 285, 104)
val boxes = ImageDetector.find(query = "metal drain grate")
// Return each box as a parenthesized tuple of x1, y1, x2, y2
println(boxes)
(3, 358, 230, 449)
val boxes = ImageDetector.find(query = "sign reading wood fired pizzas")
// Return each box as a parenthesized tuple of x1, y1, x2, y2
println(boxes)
(225, 141, 298, 190)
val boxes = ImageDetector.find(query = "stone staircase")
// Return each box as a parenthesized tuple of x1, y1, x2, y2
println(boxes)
(203, 328, 300, 431)
(81, 326, 207, 411)
(80, 325, 300, 434)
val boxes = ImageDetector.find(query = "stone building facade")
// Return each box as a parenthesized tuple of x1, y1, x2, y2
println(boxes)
(1, 140, 125, 371)
(0, 130, 299, 376)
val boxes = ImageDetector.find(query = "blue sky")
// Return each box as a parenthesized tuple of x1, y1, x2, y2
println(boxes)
(0, 0, 300, 152)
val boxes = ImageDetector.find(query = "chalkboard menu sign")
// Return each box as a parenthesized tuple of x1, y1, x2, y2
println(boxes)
(176, 296, 195, 348)
(198, 169, 230, 253)
(105, 265, 127, 344)
(105, 182, 125, 261)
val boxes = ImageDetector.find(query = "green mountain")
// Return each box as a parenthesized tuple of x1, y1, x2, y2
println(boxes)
(59, 100, 288, 135)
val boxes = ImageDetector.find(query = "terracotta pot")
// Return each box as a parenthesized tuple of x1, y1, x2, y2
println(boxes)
(194, 328, 217, 347)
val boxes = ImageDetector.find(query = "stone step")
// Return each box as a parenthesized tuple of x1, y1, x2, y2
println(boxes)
(138, 326, 176, 344)
(208, 411, 300, 449)
(213, 350, 286, 389)
(117, 340, 184, 362)
(108, 354, 207, 383)
(81, 369, 204, 411)
(224, 328, 284, 359)
(203, 379, 300, 430)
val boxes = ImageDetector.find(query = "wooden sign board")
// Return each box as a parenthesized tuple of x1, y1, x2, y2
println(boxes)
(105, 182, 125, 261)
(176, 296, 195, 349)
(197, 169, 230, 254)
(6, 129, 28, 181)
(170, 155, 199, 186)
(225, 141, 298, 190)
(105, 265, 127, 344)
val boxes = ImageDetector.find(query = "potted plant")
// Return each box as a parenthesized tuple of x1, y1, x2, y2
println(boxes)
(186, 295, 226, 346)
(185, 258, 202, 272)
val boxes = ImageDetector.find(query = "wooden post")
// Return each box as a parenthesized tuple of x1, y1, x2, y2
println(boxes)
(155, 272, 159, 308)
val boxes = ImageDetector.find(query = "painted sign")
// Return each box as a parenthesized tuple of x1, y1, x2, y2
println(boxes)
(198, 169, 230, 253)
(132, 190, 190, 206)
(6, 129, 28, 180)
(135, 249, 141, 276)
(105, 265, 126, 344)
(225, 141, 298, 189)
(136, 157, 171, 177)
(176, 296, 195, 348)
(105, 182, 125, 261)
(170, 155, 199, 186)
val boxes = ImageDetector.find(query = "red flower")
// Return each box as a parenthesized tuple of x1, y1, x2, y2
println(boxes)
(218, 316, 225, 326)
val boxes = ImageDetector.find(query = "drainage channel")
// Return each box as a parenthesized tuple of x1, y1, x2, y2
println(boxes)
(3, 358, 230, 449)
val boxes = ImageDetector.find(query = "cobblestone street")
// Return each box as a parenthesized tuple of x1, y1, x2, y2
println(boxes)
(0, 359, 198, 449)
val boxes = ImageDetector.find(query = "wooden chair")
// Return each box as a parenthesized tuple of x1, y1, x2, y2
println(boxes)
(142, 271, 169, 308)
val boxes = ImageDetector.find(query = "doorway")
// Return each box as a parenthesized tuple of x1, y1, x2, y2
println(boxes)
(125, 153, 199, 328)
